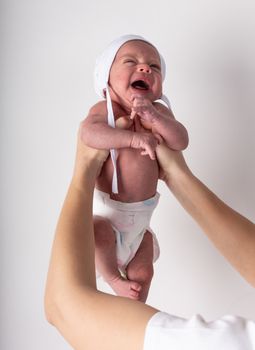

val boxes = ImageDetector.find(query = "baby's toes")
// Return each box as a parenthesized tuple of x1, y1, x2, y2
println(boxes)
(130, 281, 142, 292)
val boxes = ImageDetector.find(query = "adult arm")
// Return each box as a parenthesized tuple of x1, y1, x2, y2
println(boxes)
(44, 126, 157, 350)
(156, 144, 255, 287)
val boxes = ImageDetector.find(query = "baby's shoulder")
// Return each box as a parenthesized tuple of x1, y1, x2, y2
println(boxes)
(153, 101, 174, 119)
(84, 100, 127, 126)
(88, 100, 107, 116)
(87, 100, 125, 118)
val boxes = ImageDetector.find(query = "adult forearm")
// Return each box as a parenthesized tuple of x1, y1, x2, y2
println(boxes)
(45, 165, 98, 322)
(53, 179, 96, 286)
(166, 169, 255, 287)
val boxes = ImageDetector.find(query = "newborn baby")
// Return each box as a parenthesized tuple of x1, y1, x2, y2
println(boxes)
(81, 34, 188, 302)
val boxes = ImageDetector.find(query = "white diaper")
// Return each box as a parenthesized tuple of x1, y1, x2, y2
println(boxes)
(93, 189, 160, 270)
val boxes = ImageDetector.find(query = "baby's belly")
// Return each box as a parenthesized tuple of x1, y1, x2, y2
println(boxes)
(96, 148, 159, 203)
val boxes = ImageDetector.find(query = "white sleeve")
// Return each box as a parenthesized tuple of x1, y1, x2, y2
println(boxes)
(143, 312, 255, 350)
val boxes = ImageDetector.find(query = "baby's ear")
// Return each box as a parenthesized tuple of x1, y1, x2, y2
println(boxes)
(115, 116, 133, 129)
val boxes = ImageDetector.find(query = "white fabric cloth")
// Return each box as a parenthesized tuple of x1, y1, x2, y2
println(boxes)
(143, 311, 255, 350)
(93, 189, 160, 270)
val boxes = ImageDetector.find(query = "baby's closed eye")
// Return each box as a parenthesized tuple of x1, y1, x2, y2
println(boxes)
(123, 59, 136, 66)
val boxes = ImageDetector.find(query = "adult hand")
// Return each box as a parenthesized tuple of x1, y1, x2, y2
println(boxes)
(156, 143, 190, 184)
(72, 123, 109, 185)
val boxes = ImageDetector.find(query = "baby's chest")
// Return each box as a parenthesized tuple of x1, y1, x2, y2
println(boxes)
(114, 148, 159, 192)
(105, 148, 157, 176)
(97, 147, 159, 201)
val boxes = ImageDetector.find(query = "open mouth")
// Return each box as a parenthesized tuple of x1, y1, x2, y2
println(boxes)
(131, 80, 149, 90)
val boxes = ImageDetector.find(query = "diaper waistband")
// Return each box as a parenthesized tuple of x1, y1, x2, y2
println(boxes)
(93, 189, 160, 212)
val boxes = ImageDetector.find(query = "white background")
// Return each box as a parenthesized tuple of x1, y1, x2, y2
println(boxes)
(1, 0, 255, 349)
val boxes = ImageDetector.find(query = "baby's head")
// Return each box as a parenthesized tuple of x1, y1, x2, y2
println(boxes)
(93, 35, 170, 131)
(94, 35, 169, 107)
(108, 39, 164, 107)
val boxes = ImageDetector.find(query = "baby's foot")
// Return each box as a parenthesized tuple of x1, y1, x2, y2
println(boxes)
(108, 275, 142, 300)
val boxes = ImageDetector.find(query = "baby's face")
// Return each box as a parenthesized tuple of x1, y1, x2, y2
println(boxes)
(108, 40, 163, 110)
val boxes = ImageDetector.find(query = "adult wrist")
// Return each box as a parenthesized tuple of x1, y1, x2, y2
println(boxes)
(71, 157, 101, 191)
(165, 162, 193, 192)
(71, 170, 96, 193)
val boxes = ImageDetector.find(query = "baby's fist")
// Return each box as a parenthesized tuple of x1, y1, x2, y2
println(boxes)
(130, 95, 157, 123)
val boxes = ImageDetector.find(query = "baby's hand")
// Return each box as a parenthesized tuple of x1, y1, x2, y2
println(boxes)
(130, 95, 158, 123)
(130, 131, 162, 160)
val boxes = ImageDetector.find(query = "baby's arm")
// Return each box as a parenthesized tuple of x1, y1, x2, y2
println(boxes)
(131, 96, 189, 151)
(81, 101, 161, 160)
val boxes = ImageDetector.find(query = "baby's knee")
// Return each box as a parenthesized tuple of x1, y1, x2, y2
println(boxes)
(93, 216, 115, 247)
(127, 262, 154, 284)
(138, 264, 154, 283)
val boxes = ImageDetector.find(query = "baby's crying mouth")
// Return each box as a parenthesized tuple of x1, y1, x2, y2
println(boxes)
(131, 80, 149, 90)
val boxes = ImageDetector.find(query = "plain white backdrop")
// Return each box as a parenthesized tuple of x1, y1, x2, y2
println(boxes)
(1, 0, 255, 349)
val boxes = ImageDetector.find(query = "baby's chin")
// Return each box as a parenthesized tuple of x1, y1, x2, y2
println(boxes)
(129, 91, 160, 102)
(130, 86, 159, 96)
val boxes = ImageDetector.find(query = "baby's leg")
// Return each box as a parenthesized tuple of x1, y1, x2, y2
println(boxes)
(94, 215, 141, 300)
(126, 231, 154, 303)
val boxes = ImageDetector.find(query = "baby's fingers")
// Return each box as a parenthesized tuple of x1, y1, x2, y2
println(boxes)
(130, 109, 136, 120)
(141, 146, 156, 160)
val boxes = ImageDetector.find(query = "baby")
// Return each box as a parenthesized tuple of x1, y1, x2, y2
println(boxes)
(81, 35, 188, 302)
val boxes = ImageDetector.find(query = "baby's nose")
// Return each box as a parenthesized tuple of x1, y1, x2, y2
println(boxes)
(137, 64, 151, 74)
